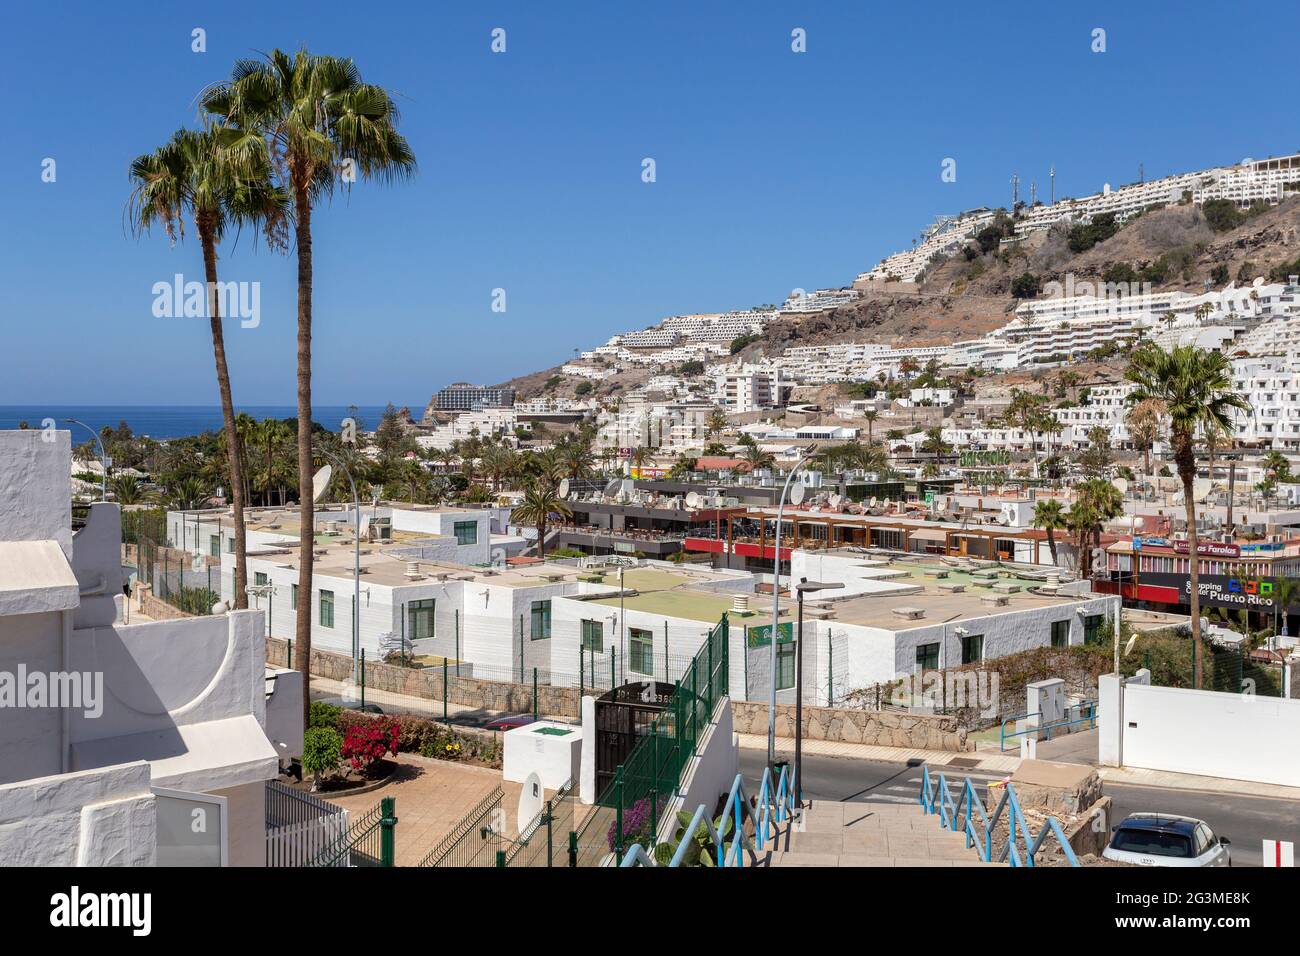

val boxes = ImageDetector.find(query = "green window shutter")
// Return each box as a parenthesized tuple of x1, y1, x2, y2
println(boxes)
(531, 600, 552, 640)
(629, 628, 654, 675)
(581, 619, 604, 653)
(320, 590, 334, 628)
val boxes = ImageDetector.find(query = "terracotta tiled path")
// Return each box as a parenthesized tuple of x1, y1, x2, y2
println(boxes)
(323, 754, 530, 867)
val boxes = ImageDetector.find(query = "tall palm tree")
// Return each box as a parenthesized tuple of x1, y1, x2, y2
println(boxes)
(863, 409, 879, 443)
(1126, 398, 1164, 476)
(1126, 345, 1249, 688)
(511, 479, 573, 559)
(739, 444, 774, 472)
(1033, 498, 1067, 566)
(205, 50, 416, 723)
(920, 427, 950, 472)
(128, 126, 286, 611)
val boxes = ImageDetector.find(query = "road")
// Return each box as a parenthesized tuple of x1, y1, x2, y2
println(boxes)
(739, 751, 1299, 867)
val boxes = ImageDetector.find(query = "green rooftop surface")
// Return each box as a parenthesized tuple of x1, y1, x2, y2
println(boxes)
(534, 727, 574, 736)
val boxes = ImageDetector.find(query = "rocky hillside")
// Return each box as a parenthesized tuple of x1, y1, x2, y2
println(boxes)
(501, 197, 1300, 401)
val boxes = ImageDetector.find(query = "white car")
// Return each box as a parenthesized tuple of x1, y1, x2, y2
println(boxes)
(1103, 813, 1232, 867)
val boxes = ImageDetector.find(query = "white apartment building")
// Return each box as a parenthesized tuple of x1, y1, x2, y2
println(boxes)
(0, 430, 300, 866)
(560, 363, 618, 380)
(415, 406, 519, 451)
(781, 288, 862, 312)
(713, 364, 790, 412)
(857, 209, 997, 284)
(620, 328, 682, 349)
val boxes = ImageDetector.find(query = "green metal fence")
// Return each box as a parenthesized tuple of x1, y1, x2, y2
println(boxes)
(419, 787, 504, 867)
(504, 779, 576, 867)
(571, 613, 730, 866)
(308, 796, 396, 867)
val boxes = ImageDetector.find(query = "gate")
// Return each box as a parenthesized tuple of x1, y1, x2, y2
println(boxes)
(265, 780, 351, 867)
(594, 681, 674, 797)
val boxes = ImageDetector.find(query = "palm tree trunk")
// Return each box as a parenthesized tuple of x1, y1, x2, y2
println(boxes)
(538, 516, 547, 558)
(1046, 528, 1058, 565)
(198, 217, 248, 611)
(1176, 433, 1204, 689)
(265, 432, 273, 508)
(293, 174, 315, 727)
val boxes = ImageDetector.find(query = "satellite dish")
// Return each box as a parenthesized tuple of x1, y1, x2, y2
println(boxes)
(829, 493, 843, 509)
(311, 465, 333, 503)
(603, 478, 622, 497)
(685, 491, 702, 509)
(1192, 478, 1212, 502)
(557, 478, 571, 500)
(789, 482, 806, 506)
(517, 771, 545, 833)
(1113, 478, 1128, 494)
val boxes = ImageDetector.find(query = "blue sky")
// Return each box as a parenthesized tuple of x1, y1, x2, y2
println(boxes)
(2, 0, 1295, 406)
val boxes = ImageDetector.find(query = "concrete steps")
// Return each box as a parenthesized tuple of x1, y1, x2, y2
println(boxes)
(755, 800, 1004, 867)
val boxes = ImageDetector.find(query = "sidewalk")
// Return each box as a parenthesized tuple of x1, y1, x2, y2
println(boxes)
(734, 733, 1022, 774)
(1096, 765, 1300, 801)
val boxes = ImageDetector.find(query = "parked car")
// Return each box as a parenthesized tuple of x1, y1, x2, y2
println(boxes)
(484, 714, 536, 732)
(1103, 813, 1231, 867)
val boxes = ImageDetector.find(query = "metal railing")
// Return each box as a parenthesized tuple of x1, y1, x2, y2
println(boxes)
(619, 764, 799, 868)
(307, 795, 396, 867)
(571, 613, 730, 866)
(505, 779, 576, 867)
(999, 700, 1097, 752)
(419, 787, 503, 867)
(917, 764, 1079, 867)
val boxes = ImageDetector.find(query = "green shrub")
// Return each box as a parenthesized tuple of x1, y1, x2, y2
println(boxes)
(309, 701, 342, 731)
(302, 726, 343, 791)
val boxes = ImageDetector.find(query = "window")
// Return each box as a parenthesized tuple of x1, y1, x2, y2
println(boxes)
(629, 627, 654, 675)
(320, 590, 334, 629)
(291, 584, 298, 610)
(209, 534, 220, 558)
(1083, 614, 1105, 645)
(453, 520, 478, 546)
(530, 600, 551, 640)
(408, 599, 436, 640)
(254, 572, 268, 587)
(915, 642, 940, 672)
(776, 641, 795, 691)
(227, 537, 235, 553)
(960, 633, 984, 665)
(1051, 619, 1070, 648)
(581, 619, 604, 653)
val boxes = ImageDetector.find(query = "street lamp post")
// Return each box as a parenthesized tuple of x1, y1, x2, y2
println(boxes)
(795, 579, 842, 807)
(316, 451, 361, 688)
(766, 444, 818, 770)
(65, 418, 108, 501)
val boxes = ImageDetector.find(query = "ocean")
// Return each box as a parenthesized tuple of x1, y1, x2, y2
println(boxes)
(0, 405, 418, 440)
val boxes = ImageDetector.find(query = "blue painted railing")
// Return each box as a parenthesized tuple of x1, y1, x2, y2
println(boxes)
(917, 764, 1079, 867)
(621, 764, 799, 867)
(999, 701, 1097, 752)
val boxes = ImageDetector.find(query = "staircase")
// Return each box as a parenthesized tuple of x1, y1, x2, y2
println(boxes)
(756, 799, 1003, 867)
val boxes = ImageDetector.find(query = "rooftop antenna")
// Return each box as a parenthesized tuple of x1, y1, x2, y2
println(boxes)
(1139, 162, 1145, 185)
(1011, 172, 1020, 207)
(1030, 181, 1037, 206)
(1049, 165, 1056, 204)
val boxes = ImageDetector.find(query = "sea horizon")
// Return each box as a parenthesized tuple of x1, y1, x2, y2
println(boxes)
(0, 404, 422, 440)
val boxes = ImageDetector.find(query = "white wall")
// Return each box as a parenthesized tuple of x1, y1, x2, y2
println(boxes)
(0, 430, 73, 557)
(1103, 678, 1300, 787)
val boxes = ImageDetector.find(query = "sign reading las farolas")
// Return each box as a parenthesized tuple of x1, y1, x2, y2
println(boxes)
(1172, 539, 1241, 558)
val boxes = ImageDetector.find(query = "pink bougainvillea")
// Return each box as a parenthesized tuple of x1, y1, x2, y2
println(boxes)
(340, 718, 400, 774)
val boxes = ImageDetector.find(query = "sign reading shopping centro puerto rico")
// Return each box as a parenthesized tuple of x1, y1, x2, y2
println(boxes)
(746, 621, 794, 648)
(1139, 572, 1296, 613)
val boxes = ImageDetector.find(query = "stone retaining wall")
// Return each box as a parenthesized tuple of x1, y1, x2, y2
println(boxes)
(266, 637, 584, 718)
(139, 587, 194, 621)
(730, 700, 971, 752)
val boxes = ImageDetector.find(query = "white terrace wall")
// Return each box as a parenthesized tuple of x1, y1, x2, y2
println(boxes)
(1100, 675, 1300, 787)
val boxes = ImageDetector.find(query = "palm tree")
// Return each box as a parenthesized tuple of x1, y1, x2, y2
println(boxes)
(511, 479, 573, 559)
(128, 126, 285, 610)
(205, 50, 416, 724)
(162, 476, 213, 511)
(1126, 398, 1164, 476)
(863, 409, 879, 443)
(108, 474, 147, 506)
(740, 444, 775, 472)
(705, 408, 729, 438)
(1033, 498, 1067, 566)
(1126, 345, 1250, 687)
(920, 427, 950, 471)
